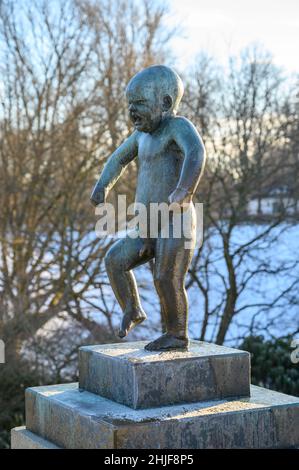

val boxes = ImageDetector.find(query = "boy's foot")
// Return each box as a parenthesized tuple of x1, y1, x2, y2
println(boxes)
(118, 310, 147, 338)
(144, 333, 189, 351)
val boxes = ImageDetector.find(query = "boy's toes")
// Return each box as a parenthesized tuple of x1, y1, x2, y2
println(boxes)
(118, 310, 147, 338)
(118, 328, 127, 338)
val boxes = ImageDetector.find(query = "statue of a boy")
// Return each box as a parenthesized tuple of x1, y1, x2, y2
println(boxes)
(91, 65, 206, 351)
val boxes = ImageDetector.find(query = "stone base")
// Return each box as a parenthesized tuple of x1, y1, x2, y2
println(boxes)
(25, 383, 299, 449)
(79, 341, 250, 408)
(11, 426, 60, 449)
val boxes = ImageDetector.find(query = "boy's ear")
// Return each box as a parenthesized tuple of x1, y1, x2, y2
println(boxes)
(162, 94, 173, 112)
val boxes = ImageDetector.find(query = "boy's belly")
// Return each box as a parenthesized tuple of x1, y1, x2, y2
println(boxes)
(135, 154, 182, 206)
(134, 156, 196, 240)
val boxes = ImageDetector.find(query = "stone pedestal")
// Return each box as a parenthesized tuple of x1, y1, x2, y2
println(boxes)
(11, 340, 299, 449)
(79, 341, 250, 408)
(11, 426, 60, 449)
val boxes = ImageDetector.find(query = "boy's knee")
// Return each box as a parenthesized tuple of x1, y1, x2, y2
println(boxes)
(154, 273, 181, 291)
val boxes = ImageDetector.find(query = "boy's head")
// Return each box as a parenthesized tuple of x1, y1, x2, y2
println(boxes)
(126, 65, 184, 133)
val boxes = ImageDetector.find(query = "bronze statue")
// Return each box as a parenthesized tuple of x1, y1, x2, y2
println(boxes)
(91, 65, 206, 351)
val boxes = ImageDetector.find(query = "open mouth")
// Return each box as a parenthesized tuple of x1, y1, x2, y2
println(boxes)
(130, 111, 143, 127)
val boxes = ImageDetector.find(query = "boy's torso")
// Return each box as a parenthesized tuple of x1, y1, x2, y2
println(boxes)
(135, 117, 184, 206)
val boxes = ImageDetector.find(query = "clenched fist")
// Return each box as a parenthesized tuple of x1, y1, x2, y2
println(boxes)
(168, 187, 192, 206)
(90, 183, 107, 207)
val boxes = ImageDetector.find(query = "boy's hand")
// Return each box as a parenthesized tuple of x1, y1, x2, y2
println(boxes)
(90, 183, 107, 207)
(139, 240, 153, 258)
(168, 187, 192, 206)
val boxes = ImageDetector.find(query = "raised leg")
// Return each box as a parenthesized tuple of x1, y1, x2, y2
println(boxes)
(105, 234, 154, 338)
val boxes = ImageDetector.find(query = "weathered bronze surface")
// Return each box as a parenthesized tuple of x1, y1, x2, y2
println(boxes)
(90, 65, 206, 351)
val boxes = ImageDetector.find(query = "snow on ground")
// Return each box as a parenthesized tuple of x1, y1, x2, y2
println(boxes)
(81, 222, 299, 346)
(31, 222, 299, 351)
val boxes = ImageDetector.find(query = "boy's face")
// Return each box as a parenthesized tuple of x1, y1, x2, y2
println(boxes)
(126, 82, 163, 133)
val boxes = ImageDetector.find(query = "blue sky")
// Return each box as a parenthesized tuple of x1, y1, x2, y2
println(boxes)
(168, 0, 299, 72)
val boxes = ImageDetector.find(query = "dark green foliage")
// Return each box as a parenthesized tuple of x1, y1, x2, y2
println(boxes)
(240, 335, 299, 396)
(0, 360, 45, 449)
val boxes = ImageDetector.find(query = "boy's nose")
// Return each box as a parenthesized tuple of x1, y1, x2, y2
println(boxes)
(129, 103, 136, 112)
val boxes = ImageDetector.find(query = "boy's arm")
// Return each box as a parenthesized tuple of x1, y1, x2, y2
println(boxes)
(169, 118, 206, 205)
(90, 131, 138, 206)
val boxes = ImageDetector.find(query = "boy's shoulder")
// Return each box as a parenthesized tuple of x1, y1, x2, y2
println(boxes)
(166, 115, 198, 135)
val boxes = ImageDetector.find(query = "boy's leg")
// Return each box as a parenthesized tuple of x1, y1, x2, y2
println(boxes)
(105, 234, 154, 338)
(145, 222, 195, 351)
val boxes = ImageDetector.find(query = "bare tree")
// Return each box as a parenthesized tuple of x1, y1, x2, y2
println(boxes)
(0, 0, 174, 362)
(183, 47, 299, 344)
